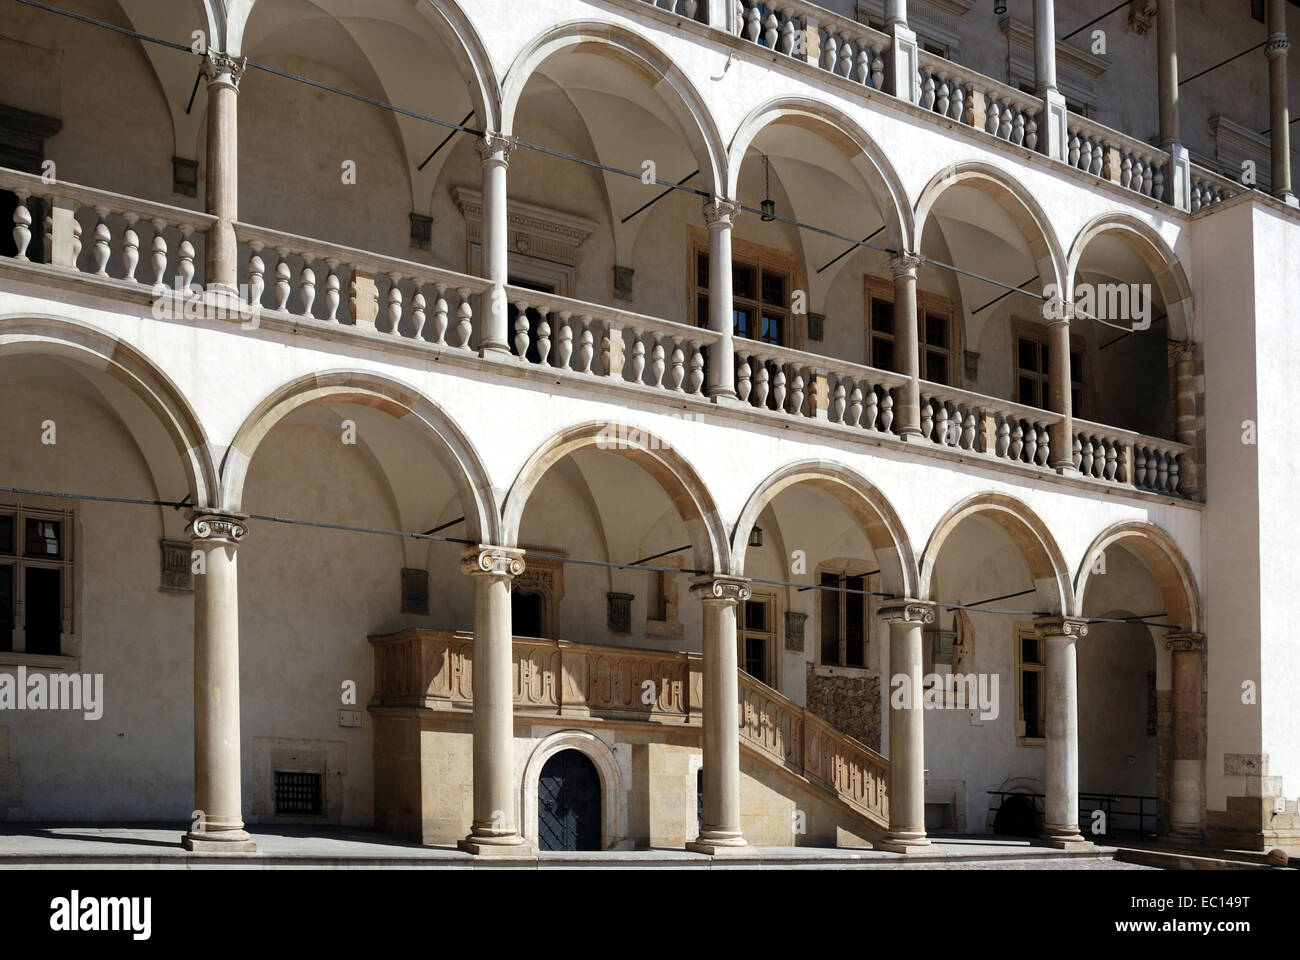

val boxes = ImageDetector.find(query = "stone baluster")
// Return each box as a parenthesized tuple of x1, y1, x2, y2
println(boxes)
(247, 246, 265, 308)
(879, 391, 894, 432)
(410, 285, 426, 339)
(122, 214, 139, 280)
(429, 283, 448, 343)
(650, 337, 666, 387)
(535, 309, 551, 366)
(299, 258, 316, 318)
(772, 365, 787, 412)
(324, 260, 341, 322)
(577, 318, 595, 374)
(669, 338, 685, 391)
(178, 228, 197, 292)
(920, 395, 933, 440)
(735, 354, 751, 401)
(753, 362, 770, 408)
(512, 298, 531, 358)
(91, 207, 111, 276)
(844, 382, 860, 427)
(273, 252, 291, 312)
(631, 329, 647, 382)
(455, 287, 473, 348)
(687, 340, 705, 394)
(151, 221, 169, 286)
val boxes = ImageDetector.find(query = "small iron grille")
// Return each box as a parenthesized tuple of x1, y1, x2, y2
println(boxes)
(274, 771, 323, 815)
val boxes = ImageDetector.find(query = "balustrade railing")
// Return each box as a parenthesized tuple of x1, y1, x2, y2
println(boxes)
(916, 51, 1041, 151)
(1065, 115, 1168, 203)
(1189, 163, 1241, 212)
(638, 0, 709, 23)
(0, 167, 214, 290)
(733, 1, 890, 91)
(1072, 418, 1188, 496)
(918, 382, 1063, 469)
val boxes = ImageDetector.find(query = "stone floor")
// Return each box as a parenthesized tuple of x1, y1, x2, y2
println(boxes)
(0, 825, 1158, 869)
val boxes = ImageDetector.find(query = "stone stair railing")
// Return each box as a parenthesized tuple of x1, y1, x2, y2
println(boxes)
(0, 166, 215, 290)
(732, 0, 890, 91)
(369, 628, 890, 831)
(1065, 115, 1169, 203)
(916, 50, 1042, 152)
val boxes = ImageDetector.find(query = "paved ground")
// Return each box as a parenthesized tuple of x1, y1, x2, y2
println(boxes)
(0, 825, 1157, 869)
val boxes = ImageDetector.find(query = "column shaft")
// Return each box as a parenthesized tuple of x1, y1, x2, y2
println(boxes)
(1268, 0, 1294, 201)
(880, 601, 933, 852)
(1166, 633, 1207, 842)
(460, 547, 527, 854)
(704, 199, 739, 400)
(688, 577, 750, 854)
(1036, 618, 1088, 848)
(478, 135, 512, 355)
(1157, 0, 1180, 147)
(891, 255, 923, 439)
(183, 514, 254, 851)
(1047, 316, 1075, 471)
(885, 0, 907, 26)
(1034, 0, 1058, 93)
(202, 54, 244, 292)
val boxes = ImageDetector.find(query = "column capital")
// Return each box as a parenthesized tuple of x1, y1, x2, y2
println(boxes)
(1033, 616, 1089, 640)
(460, 545, 526, 578)
(1168, 339, 1199, 363)
(476, 133, 516, 167)
(1267, 37, 1291, 59)
(878, 599, 935, 625)
(1164, 631, 1206, 653)
(1042, 294, 1074, 324)
(702, 197, 739, 229)
(202, 51, 246, 88)
(189, 511, 248, 545)
(689, 574, 751, 603)
(889, 251, 922, 278)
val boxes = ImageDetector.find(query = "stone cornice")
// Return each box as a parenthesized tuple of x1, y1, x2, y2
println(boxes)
(452, 185, 597, 266)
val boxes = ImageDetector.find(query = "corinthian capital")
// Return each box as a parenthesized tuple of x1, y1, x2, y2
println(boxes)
(476, 133, 516, 167)
(190, 512, 248, 545)
(689, 575, 751, 603)
(878, 599, 935, 625)
(460, 545, 526, 578)
(888, 251, 922, 277)
(702, 197, 739, 229)
(1033, 616, 1089, 640)
(202, 51, 247, 87)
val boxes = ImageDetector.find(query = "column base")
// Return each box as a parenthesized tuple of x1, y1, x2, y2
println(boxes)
(1167, 826, 1206, 847)
(709, 391, 743, 407)
(877, 831, 931, 854)
(478, 343, 511, 357)
(1040, 827, 1093, 851)
(181, 830, 257, 853)
(686, 833, 748, 856)
(458, 834, 534, 857)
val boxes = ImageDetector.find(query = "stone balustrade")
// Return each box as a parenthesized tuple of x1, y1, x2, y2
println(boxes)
(0, 166, 215, 290)
(733, 0, 890, 91)
(1065, 117, 1169, 203)
(637, 0, 709, 23)
(1072, 418, 1189, 496)
(1189, 164, 1241, 212)
(917, 51, 1041, 152)
(919, 382, 1062, 470)
(234, 223, 490, 345)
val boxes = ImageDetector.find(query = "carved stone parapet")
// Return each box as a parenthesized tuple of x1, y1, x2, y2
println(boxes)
(460, 545, 526, 578)
(1164, 631, 1206, 654)
(888, 251, 922, 278)
(702, 197, 739, 229)
(1033, 616, 1090, 640)
(202, 51, 247, 88)
(690, 575, 751, 604)
(189, 511, 248, 546)
(877, 599, 935, 625)
(475, 133, 516, 167)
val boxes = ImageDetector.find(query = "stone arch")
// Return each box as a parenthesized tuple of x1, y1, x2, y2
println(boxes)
(919, 492, 1073, 614)
(730, 460, 918, 597)
(727, 96, 912, 253)
(0, 314, 218, 507)
(914, 160, 1067, 294)
(521, 729, 627, 850)
(221, 370, 497, 543)
(1074, 520, 1202, 633)
(499, 20, 728, 194)
(1066, 213, 1195, 341)
(501, 421, 729, 575)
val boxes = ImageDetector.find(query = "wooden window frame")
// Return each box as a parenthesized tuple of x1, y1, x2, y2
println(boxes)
(738, 589, 780, 689)
(1014, 622, 1046, 746)
(864, 274, 964, 387)
(0, 501, 76, 663)
(1011, 318, 1087, 417)
(689, 227, 804, 350)
(814, 559, 878, 675)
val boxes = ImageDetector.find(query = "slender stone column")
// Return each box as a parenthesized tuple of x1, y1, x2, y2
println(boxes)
(202, 52, 245, 293)
(1035, 617, 1091, 849)
(890, 253, 923, 440)
(879, 600, 934, 853)
(1169, 341, 1203, 498)
(687, 575, 751, 854)
(1157, 0, 1179, 148)
(1046, 300, 1076, 473)
(458, 546, 528, 854)
(703, 198, 739, 401)
(1165, 631, 1207, 843)
(182, 513, 255, 852)
(1034, 0, 1068, 159)
(477, 134, 514, 356)
(1267, 0, 1296, 203)
(884, 0, 920, 103)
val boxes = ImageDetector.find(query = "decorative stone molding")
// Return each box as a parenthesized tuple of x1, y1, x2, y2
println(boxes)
(513, 551, 564, 640)
(520, 729, 629, 851)
(201, 51, 246, 88)
(702, 197, 739, 229)
(878, 599, 935, 625)
(460, 545, 525, 578)
(1207, 116, 1272, 192)
(689, 575, 752, 603)
(888, 251, 922, 277)
(1164, 631, 1206, 654)
(1032, 616, 1089, 639)
(189, 512, 248, 546)
(784, 611, 807, 651)
(452, 185, 596, 268)
(159, 539, 193, 591)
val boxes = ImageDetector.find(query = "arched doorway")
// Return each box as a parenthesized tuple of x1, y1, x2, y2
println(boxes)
(538, 749, 602, 852)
